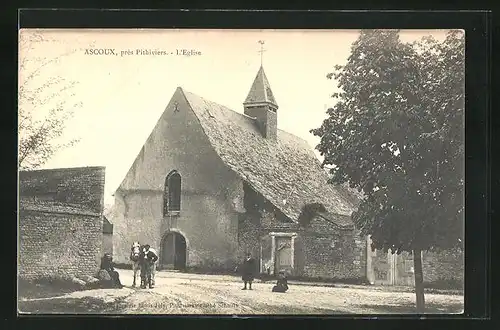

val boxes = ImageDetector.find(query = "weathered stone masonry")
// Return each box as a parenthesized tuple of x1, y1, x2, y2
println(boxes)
(237, 183, 367, 280)
(18, 166, 106, 280)
(367, 242, 464, 286)
(18, 210, 103, 279)
(297, 215, 366, 280)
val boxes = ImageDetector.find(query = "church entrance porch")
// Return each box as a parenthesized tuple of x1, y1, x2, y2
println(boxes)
(260, 232, 297, 276)
(161, 231, 187, 270)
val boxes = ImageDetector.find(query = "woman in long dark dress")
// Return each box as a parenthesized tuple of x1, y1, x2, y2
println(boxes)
(240, 252, 257, 290)
(100, 253, 123, 288)
(272, 271, 289, 293)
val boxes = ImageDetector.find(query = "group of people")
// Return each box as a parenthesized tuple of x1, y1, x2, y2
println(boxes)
(100, 249, 288, 293)
(237, 252, 289, 293)
(130, 243, 159, 289)
(99, 243, 159, 289)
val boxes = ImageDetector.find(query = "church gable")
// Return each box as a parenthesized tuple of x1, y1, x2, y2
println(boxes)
(116, 87, 212, 195)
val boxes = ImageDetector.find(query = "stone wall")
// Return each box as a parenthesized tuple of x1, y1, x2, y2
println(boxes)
(297, 215, 366, 280)
(237, 212, 261, 260)
(422, 248, 464, 285)
(19, 210, 103, 279)
(368, 246, 464, 287)
(18, 166, 106, 280)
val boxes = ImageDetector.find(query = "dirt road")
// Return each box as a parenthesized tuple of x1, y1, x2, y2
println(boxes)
(19, 269, 464, 314)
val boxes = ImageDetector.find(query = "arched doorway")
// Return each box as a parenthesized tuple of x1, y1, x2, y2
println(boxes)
(161, 231, 187, 270)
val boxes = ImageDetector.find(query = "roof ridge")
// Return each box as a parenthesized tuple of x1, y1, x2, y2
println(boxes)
(20, 166, 105, 173)
(181, 88, 310, 145)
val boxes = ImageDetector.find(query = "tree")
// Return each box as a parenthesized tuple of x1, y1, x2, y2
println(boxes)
(18, 31, 82, 170)
(311, 30, 464, 312)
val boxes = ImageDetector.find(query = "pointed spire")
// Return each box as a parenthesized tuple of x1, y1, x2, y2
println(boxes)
(244, 66, 278, 110)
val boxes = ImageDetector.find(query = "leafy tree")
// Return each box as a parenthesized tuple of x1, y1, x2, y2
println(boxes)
(18, 31, 81, 170)
(311, 30, 464, 312)
(298, 202, 327, 227)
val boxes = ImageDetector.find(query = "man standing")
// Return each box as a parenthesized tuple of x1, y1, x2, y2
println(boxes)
(148, 246, 159, 286)
(239, 252, 257, 290)
(141, 244, 159, 288)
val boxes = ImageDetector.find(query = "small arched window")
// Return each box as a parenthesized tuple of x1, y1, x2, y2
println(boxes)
(164, 170, 181, 216)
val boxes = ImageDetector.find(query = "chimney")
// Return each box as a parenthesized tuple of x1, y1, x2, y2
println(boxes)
(243, 66, 278, 140)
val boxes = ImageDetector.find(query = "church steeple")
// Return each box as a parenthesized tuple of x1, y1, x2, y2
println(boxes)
(244, 41, 278, 141)
(243, 65, 279, 111)
(243, 65, 278, 141)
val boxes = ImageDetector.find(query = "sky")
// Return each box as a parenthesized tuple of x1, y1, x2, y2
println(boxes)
(19, 29, 450, 205)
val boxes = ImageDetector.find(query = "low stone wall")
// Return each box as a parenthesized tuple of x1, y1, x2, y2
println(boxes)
(19, 210, 103, 280)
(423, 248, 464, 286)
(295, 216, 366, 281)
(368, 246, 464, 288)
(299, 231, 366, 280)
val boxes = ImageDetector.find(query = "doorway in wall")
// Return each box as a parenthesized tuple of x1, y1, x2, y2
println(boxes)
(274, 236, 293, 274)
(161, 231, 187, 270)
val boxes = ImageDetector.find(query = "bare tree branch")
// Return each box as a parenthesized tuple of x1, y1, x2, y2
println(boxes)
(18, 31, 82, 170)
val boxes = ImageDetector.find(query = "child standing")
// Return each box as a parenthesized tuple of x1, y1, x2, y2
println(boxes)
(272, 270, 289, 293)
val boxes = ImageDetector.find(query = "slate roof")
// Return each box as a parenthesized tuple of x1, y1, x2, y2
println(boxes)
(244, 66, 278, 108)
(316, 211, 354, 229)
(180, 88, 360, 225)
(18, 166, 105, 216)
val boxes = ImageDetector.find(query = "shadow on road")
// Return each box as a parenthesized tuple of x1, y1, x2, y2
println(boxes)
(18, 296, 123, 314)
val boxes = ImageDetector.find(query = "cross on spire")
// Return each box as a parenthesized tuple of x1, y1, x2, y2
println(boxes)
(258, 40, 266, 66)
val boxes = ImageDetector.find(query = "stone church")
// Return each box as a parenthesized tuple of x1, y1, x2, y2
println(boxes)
(111, 65, 367, 280)
(110, 65, 463, 285)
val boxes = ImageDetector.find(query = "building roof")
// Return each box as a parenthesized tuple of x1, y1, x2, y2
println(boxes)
(180, 88, 360, 224)
(316, 211, 354, 229)
(19, 199, 102, 216)
(18, 166, 106, 216)
(103, 216, 113, 234)
(244, 66, 278, 109)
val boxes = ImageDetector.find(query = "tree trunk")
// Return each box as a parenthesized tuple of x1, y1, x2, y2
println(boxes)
(413, 249, 425, 313)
